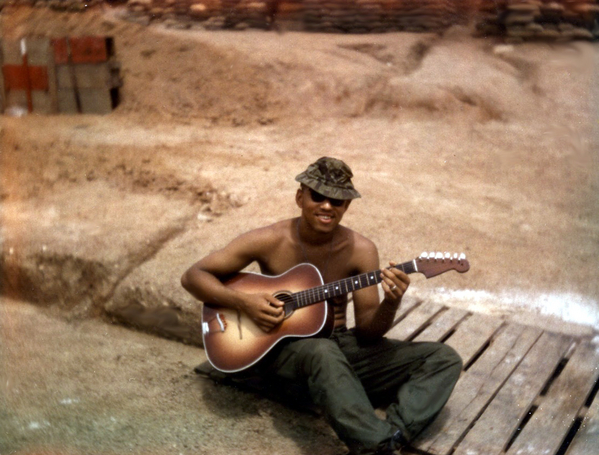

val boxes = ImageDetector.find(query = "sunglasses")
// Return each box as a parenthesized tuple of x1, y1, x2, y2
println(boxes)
(308, 188, 345, 207)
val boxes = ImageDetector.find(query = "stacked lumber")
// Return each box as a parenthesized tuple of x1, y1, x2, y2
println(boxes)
(476, 0, 599, 41)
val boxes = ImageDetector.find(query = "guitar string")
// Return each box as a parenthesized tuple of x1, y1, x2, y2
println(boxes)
(296, 271, 381, 307)
(295, 217, 336, 308)
(299, 258, 466, 304)
(295, 262, 414, 307)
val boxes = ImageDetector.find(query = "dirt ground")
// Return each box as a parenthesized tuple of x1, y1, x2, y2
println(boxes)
(1, 5, 599, 455)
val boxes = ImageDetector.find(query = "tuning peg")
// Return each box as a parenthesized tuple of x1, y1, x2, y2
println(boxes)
(420, 252, 429, 259)
(458, 253, 466, 261)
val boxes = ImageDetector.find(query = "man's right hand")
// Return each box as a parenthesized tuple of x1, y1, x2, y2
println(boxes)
(241, 293, 285, 332)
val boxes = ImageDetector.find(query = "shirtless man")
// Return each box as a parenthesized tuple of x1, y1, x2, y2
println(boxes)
(181, 157, 462, 455)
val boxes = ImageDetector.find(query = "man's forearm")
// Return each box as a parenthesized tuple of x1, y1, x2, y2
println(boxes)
(181, 268, 244, 310)
(355, 297, 401, 340)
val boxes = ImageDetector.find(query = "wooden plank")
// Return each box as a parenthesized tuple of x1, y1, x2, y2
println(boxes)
(2, 64, 48, 90)
(57, 87, 79, 114)
(0, 41, 5, 112)
(24, 37, 50, 66)
(346, 295, 420, 329)
(47, 36, 59, 114)
(412, 307, 469, 343)
(506, 340, 599, 455)
(31, 90, 52, 114)
(567, 377, 599, 455)
(79, 88, 114, 114)
(394, 296, 422, 321)
(444, 312, 504, 367)
(69, 36, 110, 64)
(56, 64, 113, 89)
(387, 302, 445, 341)
(451, 331, 573, 455)
(2, 39, 22, 64)
(416, 323, 542, 455)
(52, 37, 69, 65)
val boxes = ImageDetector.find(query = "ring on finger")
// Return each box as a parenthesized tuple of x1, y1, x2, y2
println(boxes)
(389, 285, 397, 291)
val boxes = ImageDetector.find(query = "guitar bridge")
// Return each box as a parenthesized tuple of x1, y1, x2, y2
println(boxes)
(202, 313, 226, 334)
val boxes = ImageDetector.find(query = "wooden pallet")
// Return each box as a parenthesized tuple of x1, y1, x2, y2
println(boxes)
(197, 299, 598, 455)
(387, 301, 599, 455)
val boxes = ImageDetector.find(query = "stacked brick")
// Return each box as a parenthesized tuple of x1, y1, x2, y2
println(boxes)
(476, 0, 599, 40)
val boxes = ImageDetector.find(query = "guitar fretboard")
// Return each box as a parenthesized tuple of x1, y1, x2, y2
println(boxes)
(291, 260, 417, 309)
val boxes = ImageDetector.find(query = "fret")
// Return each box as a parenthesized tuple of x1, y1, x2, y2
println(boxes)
(359, 274, 367, 288)
(368, 271, 377, 285)
(284, 254, 468, 318)
(333, 282, 341, 297)
(292, 259, 429, 309)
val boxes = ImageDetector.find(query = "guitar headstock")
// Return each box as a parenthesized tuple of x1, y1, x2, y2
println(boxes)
(416, 252, 470, 278)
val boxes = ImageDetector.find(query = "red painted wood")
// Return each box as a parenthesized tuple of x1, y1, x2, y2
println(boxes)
(2, 64, 49, 91)
(51, 38, 69, 64)
(69, 36, 108, 64)
(52, 36, 109, 64)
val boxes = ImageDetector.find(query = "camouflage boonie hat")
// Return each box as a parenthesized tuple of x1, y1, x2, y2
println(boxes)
(295, 157, 361, 200)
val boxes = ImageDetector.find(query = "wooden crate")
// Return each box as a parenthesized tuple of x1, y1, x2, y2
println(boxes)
(0, 37, 54, 114)
(52, 36, 120, 114)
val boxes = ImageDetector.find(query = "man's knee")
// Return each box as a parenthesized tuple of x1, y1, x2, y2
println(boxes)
(295, 338, 348, 374)
(435, 343, 463, 375)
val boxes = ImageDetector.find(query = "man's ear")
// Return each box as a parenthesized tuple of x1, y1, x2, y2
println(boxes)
(295, 186, 304, 208)
(344, 199, 352, 209)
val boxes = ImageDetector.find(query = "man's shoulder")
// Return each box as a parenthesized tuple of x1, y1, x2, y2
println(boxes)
(340, 225, 377, 253)
(237, 219, 293, 246)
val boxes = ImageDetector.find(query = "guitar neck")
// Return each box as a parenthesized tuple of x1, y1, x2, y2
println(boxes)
(292, 260, 416, 309)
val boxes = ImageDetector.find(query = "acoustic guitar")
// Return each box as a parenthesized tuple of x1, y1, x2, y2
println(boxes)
(202, 252, 469, 373)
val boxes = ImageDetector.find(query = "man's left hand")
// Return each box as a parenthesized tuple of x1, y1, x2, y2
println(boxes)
(381, 262, 410, 305)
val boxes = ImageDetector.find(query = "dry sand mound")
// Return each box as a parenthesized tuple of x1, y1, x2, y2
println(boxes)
(1, 6, 598, 335)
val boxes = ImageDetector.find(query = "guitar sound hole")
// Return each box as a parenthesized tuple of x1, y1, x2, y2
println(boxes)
(274, 292, 295, 318)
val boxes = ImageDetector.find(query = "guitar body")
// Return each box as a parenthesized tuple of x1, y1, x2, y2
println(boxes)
(202, 263, 334, 373)
(201, 252, 469, 373)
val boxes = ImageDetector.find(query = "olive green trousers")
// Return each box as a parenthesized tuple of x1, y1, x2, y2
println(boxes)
(263, 327, 462, 454)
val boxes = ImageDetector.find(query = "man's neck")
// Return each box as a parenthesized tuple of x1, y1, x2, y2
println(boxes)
(296, 217, 338, 247)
